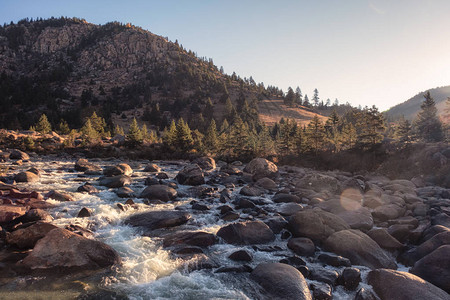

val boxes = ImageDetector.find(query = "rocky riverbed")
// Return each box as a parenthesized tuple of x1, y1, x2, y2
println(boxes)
(0, 150, 449, 300)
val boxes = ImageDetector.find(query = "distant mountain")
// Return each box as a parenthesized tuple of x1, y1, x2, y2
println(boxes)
(385, 85, 450, 122)
(1, 17, 305, 131)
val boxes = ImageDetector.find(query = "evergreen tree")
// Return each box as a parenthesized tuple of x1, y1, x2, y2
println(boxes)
(340, 122, 357, 150)
(57, 119, 70, 135)
(81, 119, 99, 144)
(114, 124, 124, 136)
(89, 112, 106, 137)
(295, 87, 302, 105)
(303, 94, 310, 107)
(414, 92, 443, 142)
(163, 120, 177, 147)
(305, 115, 326, 154)
(203, 98, 214, 120)
(127, 118, 143, 144)
(357, 106, 385, 148)
(204, 119, 218, 153)
(312, 89, 320, 107)
(149, 102, 162, 126)
(175, 118, 194, 151)
(395, 116, 413, 144)
(284, 87, 295, 106)
(220, 119, 229, 133)
(255, 125, 276, 157)
(141, 124, 149, 142)
(36, 114, 52, 134)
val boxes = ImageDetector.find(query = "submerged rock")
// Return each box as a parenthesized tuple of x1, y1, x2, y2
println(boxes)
(250, 263, 312, 300)
(367, 269, 450, 300)
(217, 220, 275, 245)
(20, 228, 121, 271)
(77, 182, 99, 194)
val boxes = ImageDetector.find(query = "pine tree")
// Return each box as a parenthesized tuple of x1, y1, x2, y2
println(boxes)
(164, 120, 177, 147)
(114, 124, 124, 136)
(204, 119, 218, 153)
(357, 106, 385, 148)
(127, 118, 143, 144)
(203, 98, 214, 120)
(414, 92, 443, 142)
(303, 94, 310, 107)
(36, 114, 52, 134)
(340, 122, 357, 150)
(141, 124, 149, 142)
(88, 112, 106, 137)
(395, 116, 413, 144)
(220, 119, 229, 133)
(306, 115, 326, 154)
(175, 118, 194, 151)
(295, 87, 302, 105)
(312, 89, 320, 107)
(81, 119, 99, 144)
(284, 87, 295, 106)
(58, 119, 70, 135)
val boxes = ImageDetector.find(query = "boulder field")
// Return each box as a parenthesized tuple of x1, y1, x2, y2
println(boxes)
(0, 153, 449, 299)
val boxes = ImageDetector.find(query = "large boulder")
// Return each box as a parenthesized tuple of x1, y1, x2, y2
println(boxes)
(324, 229, 397, 270)
(399, 231, 450, 266)
(287, 237, 315, 257)
(6, 222, 57, 249)
(163, 231, 217, 248)
(74, 158, 102, 174)
(125, 210, 191, 231)
(295, 173, 341, 194)
(14, 171, 39, 183)
(46, 190, 74, 202)
(217, 221, 275, 245)
(99, 175, 131, 188)
(144, 163, 161, 173)
(192, 157, 216, 171)
(103, 163, 133, 176)
(0, 205, 27, 224)
(175, 164, 205, 186)
(273, 193, 301, 203)
(367, 228, 403, 250)
(410, 245, 450, 293)
(367, 269, 450, 300)
(243, 158, 278, 181)
(337, 207, 373, 231)
(139, 185, 177, 202)
(288, 208, 350, 243)
(20, 228, 121, 271)
(250, 263, 312, 300)
(9, 149, 29, 160)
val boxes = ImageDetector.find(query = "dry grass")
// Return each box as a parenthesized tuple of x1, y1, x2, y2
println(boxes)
(258, 99, 328, 126)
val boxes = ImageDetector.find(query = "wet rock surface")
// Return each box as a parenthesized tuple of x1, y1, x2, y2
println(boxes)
(0, 155, 448, 299)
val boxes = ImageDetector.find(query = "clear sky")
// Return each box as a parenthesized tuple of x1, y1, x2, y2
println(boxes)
(1, 0, 450, 111)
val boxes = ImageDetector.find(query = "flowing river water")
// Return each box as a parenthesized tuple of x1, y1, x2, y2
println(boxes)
(2, 155, 391, 300)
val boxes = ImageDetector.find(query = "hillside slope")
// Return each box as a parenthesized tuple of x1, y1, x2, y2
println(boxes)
(385, 85, 450, 122)
(258, 99, 327, 126)
(0, 17, 272, 130)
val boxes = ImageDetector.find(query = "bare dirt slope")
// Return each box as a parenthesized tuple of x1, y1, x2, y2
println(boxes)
(258, 99, 328, 126)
